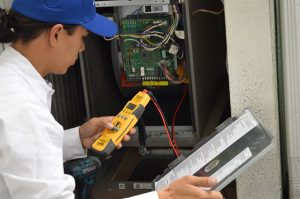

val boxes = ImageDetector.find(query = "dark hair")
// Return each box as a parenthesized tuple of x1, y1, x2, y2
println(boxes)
(0, 8, 77, 44)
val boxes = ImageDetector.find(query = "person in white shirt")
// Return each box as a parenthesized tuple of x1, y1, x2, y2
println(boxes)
(0, 0, 223, 199)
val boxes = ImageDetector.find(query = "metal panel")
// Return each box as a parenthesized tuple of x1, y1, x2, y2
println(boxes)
(95, 0, 170, 7)
(46, 60, 87, 129)
(183, 0, 228, 137)
(280, 0, 300, 198)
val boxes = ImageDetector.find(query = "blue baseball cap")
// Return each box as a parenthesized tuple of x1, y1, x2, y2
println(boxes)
(11, 0, 118, 37)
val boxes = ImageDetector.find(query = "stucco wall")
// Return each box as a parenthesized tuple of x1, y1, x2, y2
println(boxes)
(224, 0, 282, 198)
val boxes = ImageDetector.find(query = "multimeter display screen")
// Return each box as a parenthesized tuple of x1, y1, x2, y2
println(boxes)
(126, 103, 136, 110)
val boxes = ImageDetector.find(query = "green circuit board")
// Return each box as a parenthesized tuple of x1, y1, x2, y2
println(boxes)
(120, 16, 177, 82)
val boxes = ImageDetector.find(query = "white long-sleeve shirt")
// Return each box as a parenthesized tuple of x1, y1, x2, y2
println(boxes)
(0, 45, 158, 199)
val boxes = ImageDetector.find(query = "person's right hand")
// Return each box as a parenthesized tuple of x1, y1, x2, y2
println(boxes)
(79, 116, 136, 149)
(157, 176, 223, 199)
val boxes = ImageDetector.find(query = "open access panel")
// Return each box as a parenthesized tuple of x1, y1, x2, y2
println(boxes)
(80, 0, 229, 197)
(81, 0, 228, 148)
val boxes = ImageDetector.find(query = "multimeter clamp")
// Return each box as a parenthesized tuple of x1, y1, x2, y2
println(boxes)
(91, 90, 151, 158)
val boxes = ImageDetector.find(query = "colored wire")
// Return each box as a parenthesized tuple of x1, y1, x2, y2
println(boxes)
(150, 96, 180, 157)
(159, 61, 188, 84)
(192, 8, 224, 15)
(104, 5, 180, 52)
(123, 39, 140, 46)
(192, 0, 224, 15)
(171, 85, 188, 154)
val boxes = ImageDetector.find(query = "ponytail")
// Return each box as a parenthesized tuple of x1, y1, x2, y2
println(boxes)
(0, 8, 15, 43)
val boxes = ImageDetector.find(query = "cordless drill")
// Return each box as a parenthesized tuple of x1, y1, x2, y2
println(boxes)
(64, 156, 101, 199)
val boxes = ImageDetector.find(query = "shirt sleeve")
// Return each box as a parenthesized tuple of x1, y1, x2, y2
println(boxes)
(0, 98, 76, 199)
(125, 191, 159, 199)
(63, 127, 87, 161)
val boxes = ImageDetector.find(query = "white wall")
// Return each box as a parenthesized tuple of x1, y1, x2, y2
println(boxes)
(224, 0, 282, 199)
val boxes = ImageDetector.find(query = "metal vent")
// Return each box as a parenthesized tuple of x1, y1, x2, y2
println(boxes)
(46, 60, 87, 129)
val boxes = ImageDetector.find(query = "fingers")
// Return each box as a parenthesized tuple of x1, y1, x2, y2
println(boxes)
(116, 135, 130, 149)
(158, 176, 223, 199)
(185, 176, 223, 199)
(116, 127, 136, 149)
(182, 176, 218, 187)
(181, 176, 223, 198)
(90, 116, 115, 129)
(115, 126, 136, 149)
(201, 189, 223, 199)
(92, 117, 138, 136)
(120, 127, 136, 142)
(205, 191, 223, 199)
(116, 142, 122, 149)
(128, 127, 136, 136)
(122, 135, 131, 142)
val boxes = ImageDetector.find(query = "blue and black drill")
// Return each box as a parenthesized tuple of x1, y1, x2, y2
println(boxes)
(64, 156, 101, 199)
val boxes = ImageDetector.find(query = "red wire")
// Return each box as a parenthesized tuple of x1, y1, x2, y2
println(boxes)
(151, 98, 180, 157)
(171, 85, 188, 155)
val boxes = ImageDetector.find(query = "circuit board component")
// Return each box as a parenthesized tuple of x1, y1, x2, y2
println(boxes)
(120, 16, 177, 84)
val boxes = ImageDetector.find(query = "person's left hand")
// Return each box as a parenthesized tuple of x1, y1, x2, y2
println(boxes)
(79, 116, 136, 149)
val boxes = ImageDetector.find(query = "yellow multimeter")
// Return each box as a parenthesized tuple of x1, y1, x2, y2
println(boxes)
(91, 90, 151, 157)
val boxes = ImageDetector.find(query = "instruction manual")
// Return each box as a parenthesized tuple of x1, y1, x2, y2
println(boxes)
(153, 109, 273, 191)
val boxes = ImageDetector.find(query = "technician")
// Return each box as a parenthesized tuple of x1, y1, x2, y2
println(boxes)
(0, 0, 223, 199)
